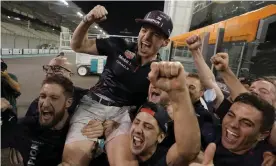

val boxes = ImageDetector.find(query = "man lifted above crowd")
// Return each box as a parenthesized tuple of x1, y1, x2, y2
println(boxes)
(63, 4, 173, 166)
(83, 61, 202, 166)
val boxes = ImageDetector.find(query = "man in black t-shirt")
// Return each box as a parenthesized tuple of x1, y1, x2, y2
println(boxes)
(63, 5, 174, 166)
(84, 61, 202, 166)
(8, 57, 88, 165)
(1, 75, 74, 166)
(209, 93, 275, 166)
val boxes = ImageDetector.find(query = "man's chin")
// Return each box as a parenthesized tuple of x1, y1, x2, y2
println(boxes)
(39, 119, 54, 128)
(138, 50, 150, 57)
(131, 147, 143, 156)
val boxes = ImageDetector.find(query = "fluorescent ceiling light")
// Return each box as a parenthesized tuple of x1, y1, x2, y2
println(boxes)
(100, 29, 102, 32)
(94, 25, 98, 29)
(59, 0, 68, 6)
(77, 12, 83, 17)
(14, 17, 20, 20)
(7, 16, 11, 19)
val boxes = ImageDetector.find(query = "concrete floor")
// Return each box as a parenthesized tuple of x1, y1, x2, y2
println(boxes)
(1, 53, 100, 166)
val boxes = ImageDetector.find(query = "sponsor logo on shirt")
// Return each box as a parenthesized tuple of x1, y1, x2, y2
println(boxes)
(27, 140, 44, 166)
(124, 50, 135, 60)
(116, 54, 133, 71)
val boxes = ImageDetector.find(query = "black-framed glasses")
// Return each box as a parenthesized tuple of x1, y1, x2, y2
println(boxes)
(42, 65, 74, 76)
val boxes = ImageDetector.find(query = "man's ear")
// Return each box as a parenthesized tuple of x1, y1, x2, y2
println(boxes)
(200, 90, 204, 97)
(157, 132, 166, 143)
(162, 39, 170, 47)
(65, 97, 73, 109)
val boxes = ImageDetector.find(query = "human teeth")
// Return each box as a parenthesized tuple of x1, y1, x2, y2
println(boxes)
(134, 136, 142, 141)
(142, 42, 150, 46)
(227, 129, 238, 137)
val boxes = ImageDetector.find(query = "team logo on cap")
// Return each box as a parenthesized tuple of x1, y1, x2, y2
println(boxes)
(124, 50, 135, 59)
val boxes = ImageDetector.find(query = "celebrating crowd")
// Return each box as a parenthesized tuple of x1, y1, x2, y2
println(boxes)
(1, 5, 276, 166)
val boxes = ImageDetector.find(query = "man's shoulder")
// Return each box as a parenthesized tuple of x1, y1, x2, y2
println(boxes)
(110, 38, 138, 54)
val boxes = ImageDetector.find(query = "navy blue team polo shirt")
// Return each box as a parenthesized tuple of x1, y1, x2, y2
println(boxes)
(91, 37, 161, 107)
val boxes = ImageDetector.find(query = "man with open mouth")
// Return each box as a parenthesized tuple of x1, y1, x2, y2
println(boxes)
(84, 61, 202, 166)
(2, 75, 74, 166)
(213, 93, 275, 166)
(63, 4, 173, 166)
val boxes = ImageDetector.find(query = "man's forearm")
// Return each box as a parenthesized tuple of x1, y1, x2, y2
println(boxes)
(70, 19, 94, 51)
(220, 68, 248, 100)
(6, 77, 20, 92)
(193, 50, 224, 108)
(173, 86, 201, 161)
(192, 50, 215, 85)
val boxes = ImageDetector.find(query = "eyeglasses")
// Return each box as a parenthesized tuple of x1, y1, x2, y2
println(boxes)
(42, 65, 73, 76)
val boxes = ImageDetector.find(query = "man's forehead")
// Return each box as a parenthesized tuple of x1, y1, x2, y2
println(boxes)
(48, 58, 71, 69)
(142, 24, 163, 34)
(40, 83, 64, 95)
(136, 112, 158, 126)
(187, 77, 201, 85)
(252, 80, 275, 91)
(231, 102, 262, 118)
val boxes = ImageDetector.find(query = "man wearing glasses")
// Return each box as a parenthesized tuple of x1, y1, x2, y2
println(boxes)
(25, 57, 88, 117)
(8, 57, 89, 165)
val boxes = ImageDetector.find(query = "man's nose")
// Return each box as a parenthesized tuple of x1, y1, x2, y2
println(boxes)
(41, 98, 51, 108)
(250, 88, 260, 96)
(143, 31, 152, 41)
(134, 125, 143, 134)
(229, 119, 239, 129)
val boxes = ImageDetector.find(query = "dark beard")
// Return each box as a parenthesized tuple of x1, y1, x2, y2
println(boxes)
(39, 103, 66, 129)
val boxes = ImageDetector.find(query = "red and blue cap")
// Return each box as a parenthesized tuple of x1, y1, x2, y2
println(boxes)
(138, 102, 170, 133)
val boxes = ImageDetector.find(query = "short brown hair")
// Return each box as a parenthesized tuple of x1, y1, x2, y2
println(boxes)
(42, 75, 73, 98)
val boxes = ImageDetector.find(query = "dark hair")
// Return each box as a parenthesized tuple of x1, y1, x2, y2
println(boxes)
(234, 93, 275, 132)
(187, 73, 204, 90)
(42, 75, 73, 98)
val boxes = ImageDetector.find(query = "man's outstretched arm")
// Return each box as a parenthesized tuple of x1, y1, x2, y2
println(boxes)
(70, 5, 107, 54)
(187, 35, 224, 109)
(211, 52, 248, 101)
(148, 62, 201, 165)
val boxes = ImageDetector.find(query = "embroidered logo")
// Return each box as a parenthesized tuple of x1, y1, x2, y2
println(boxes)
(124, 50, 135, 59)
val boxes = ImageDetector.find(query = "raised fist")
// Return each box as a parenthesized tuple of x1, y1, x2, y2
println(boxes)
(148, 62, 187, 102)
(210, 53, 229, 71)
(186, 35, 202, 52)
(85, 5, 108, 23)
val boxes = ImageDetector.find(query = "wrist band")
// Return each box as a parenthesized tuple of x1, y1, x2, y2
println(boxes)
(82, 15, 88, 23)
